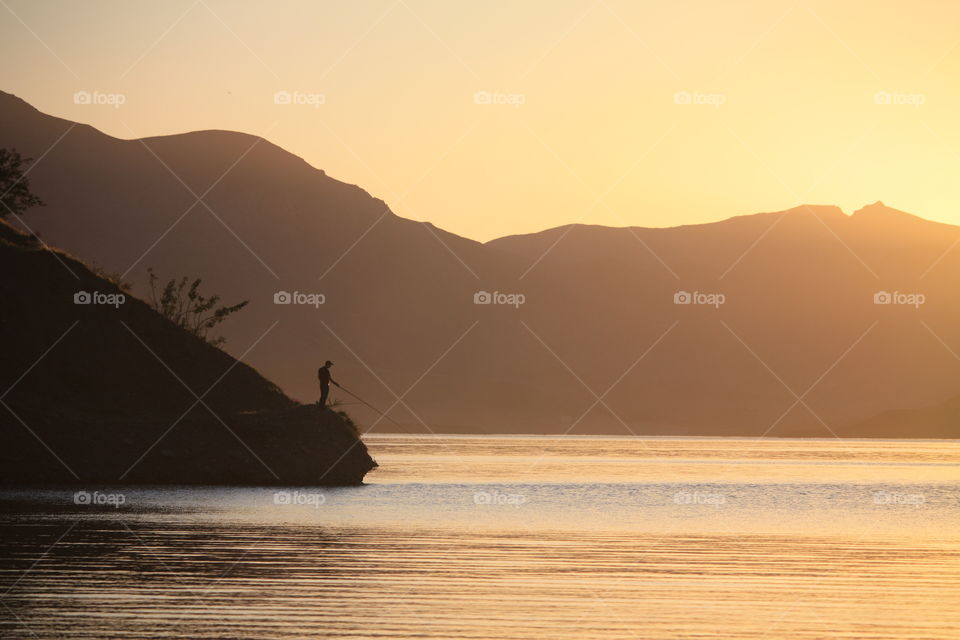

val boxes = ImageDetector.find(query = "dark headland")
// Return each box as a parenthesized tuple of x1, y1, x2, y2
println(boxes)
(0, 220, 376, 485)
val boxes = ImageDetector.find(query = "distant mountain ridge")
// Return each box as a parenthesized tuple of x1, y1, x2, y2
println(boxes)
(2, 90, 958, 437)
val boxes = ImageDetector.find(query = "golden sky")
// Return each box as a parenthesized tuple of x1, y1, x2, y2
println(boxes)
(2, 0, 959, 241)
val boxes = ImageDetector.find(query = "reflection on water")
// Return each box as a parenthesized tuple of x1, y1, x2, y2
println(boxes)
(366, 434, 960, 484)
(1, 436, 958, 639)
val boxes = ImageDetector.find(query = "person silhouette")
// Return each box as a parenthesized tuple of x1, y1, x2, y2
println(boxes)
(317, 360, 339, 408)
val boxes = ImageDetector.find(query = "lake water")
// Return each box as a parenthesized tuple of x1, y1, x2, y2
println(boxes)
(1, 436, 959, 639)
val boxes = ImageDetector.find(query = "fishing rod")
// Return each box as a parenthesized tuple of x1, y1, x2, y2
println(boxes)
(334, 384, 406, 430)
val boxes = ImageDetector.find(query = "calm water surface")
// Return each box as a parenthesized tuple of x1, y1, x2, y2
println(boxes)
(1, 436, 959, 639)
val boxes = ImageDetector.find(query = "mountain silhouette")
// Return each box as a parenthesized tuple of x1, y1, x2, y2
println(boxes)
(3, 90, 958, 437)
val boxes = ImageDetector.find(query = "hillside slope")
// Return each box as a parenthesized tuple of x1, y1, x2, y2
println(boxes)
(0, 90, 528, 433)
(3, 91, 959, 437)
(0, 220, 375, 484)
(485, 202, 960, 437)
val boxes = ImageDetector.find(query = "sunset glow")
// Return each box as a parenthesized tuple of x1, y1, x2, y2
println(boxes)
(4, 0, 960, 240)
